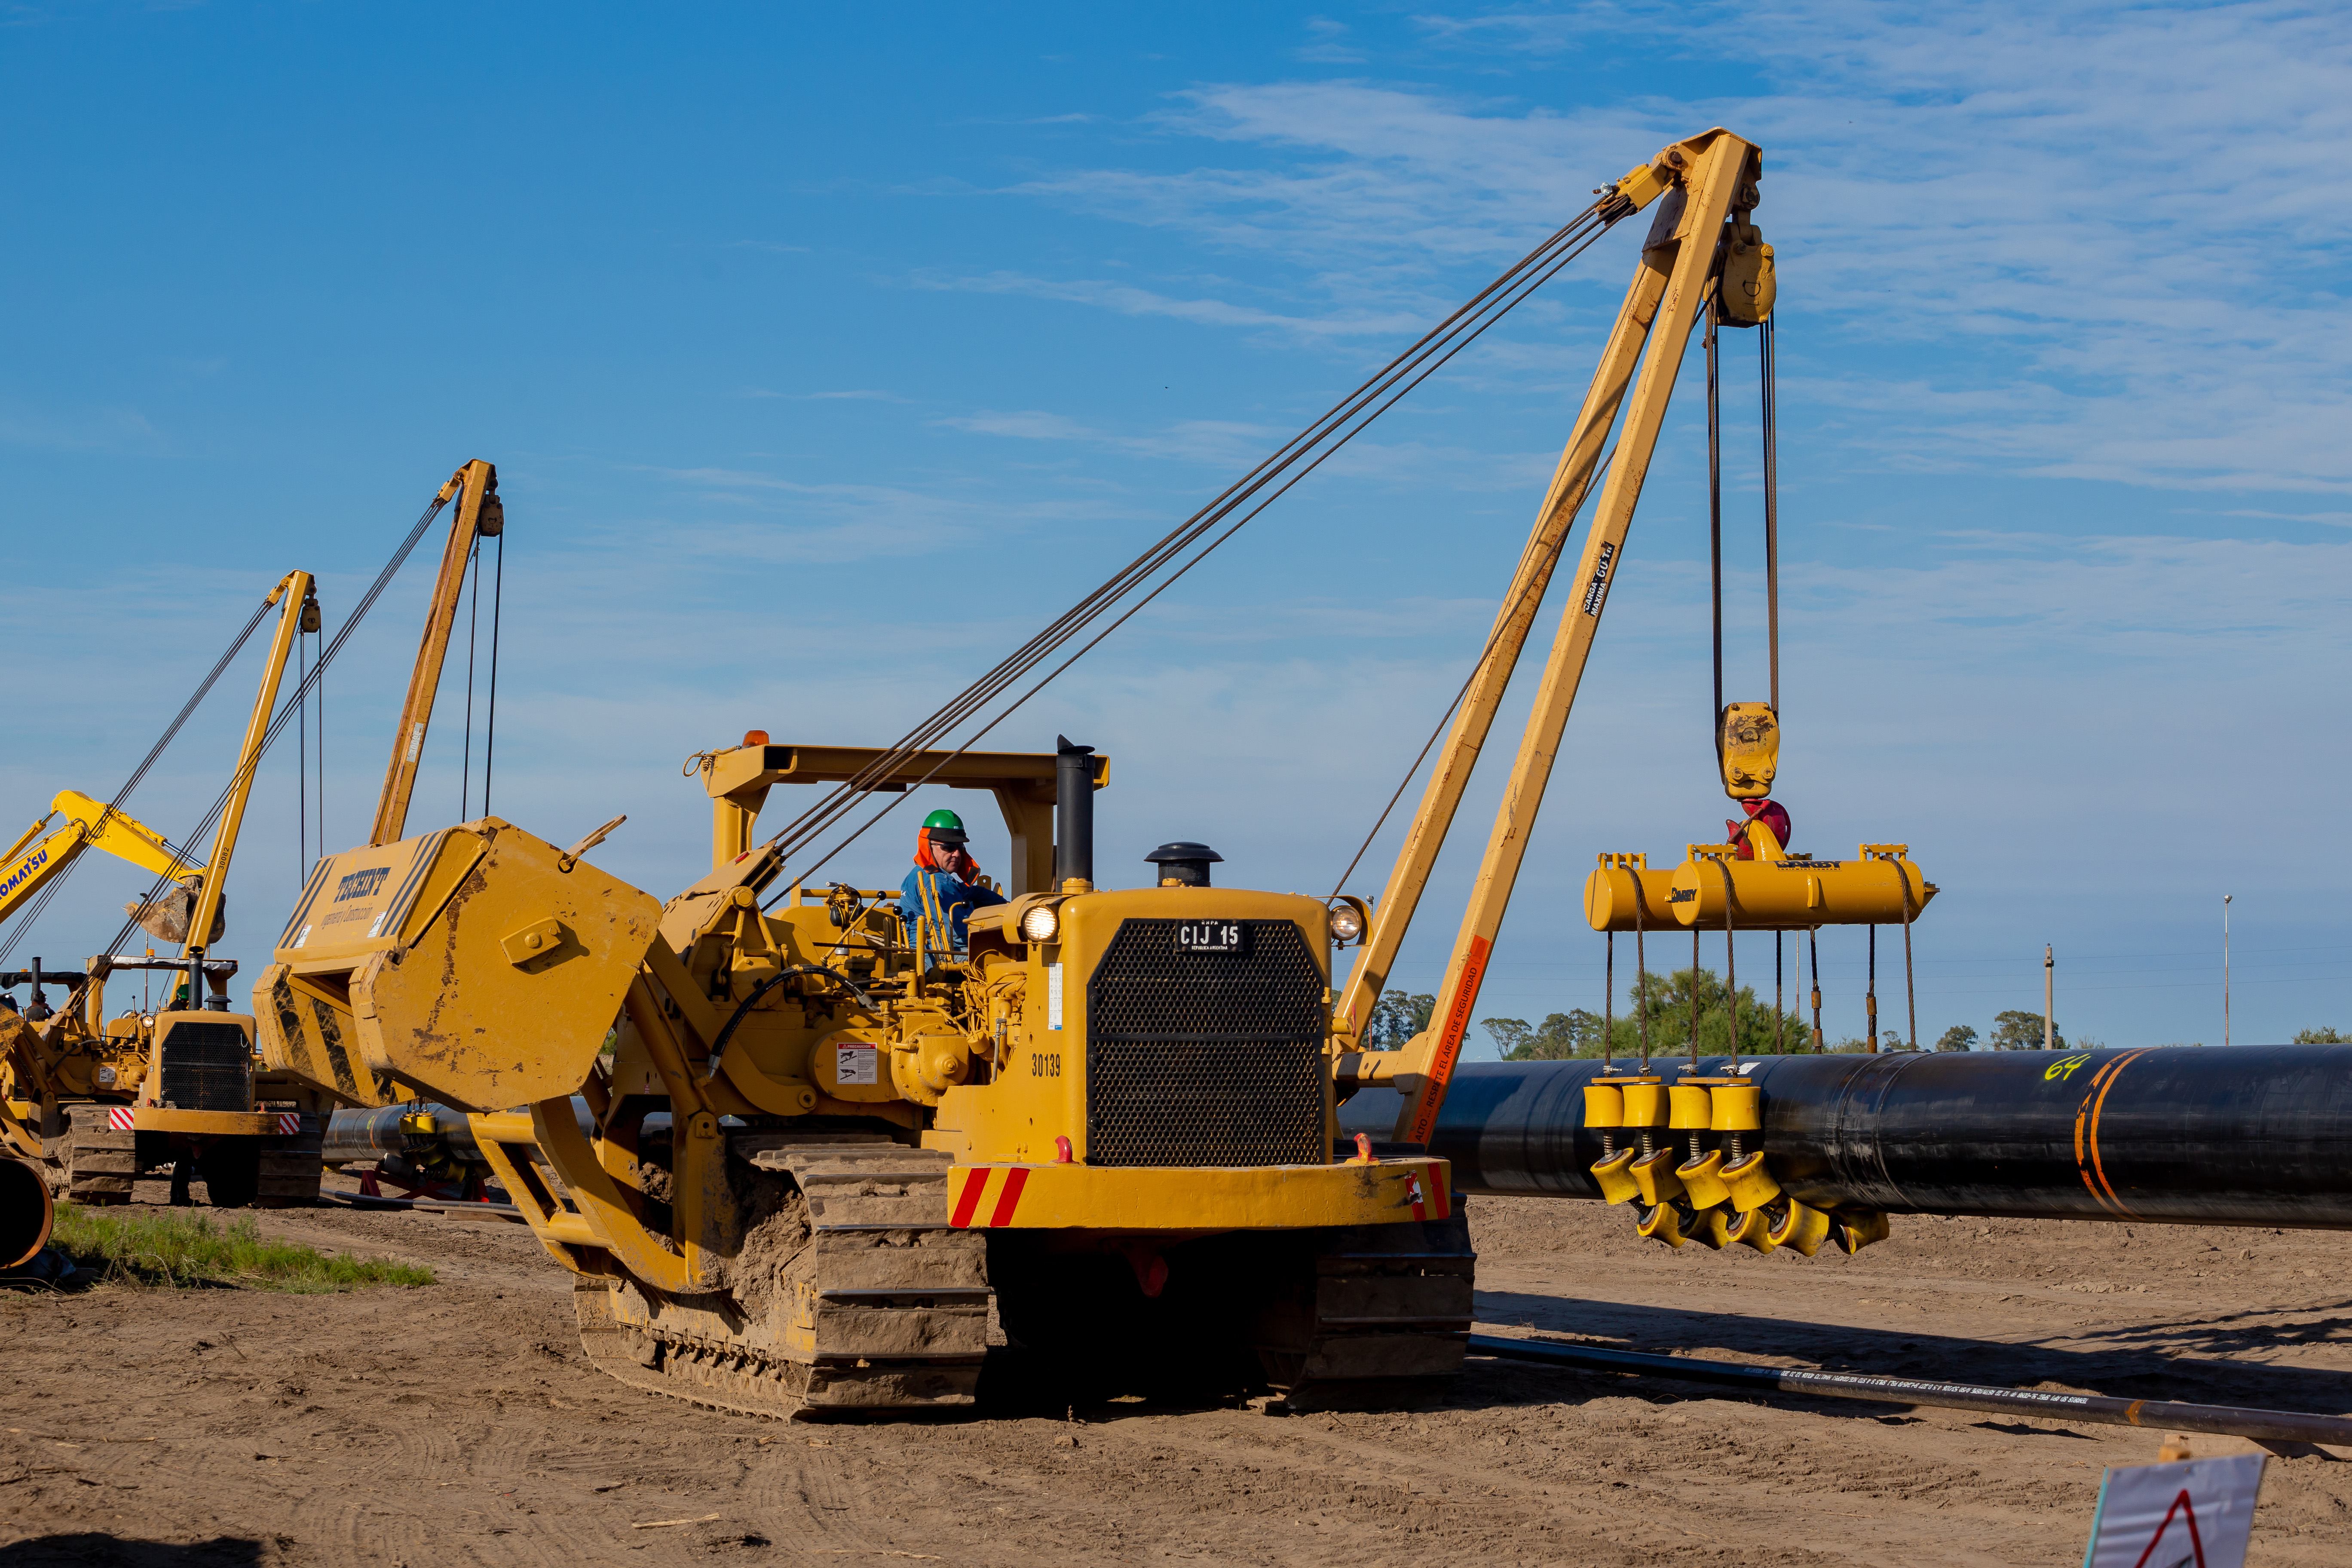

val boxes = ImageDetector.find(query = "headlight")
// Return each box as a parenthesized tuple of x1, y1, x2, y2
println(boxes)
(1019, 904, 1060, 943)
(1327, 904, 1365, 943)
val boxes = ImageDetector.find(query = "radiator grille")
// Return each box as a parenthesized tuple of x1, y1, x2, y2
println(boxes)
(158, 1020, 253, 1112)
(1085, 918, 1326, 1168)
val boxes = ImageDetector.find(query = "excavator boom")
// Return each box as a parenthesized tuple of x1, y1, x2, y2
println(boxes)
(0, 791, 202, 927)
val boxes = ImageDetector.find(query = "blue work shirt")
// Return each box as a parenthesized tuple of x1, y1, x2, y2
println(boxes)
(900, 865, 1007, 950)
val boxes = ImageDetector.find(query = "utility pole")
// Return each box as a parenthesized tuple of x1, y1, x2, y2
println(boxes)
(2043, 944, 2055, 1050)
(2223, 893, 2232, 1049)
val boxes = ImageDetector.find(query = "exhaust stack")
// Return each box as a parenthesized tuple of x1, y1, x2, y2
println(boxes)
(1054, 735, 1095, 891)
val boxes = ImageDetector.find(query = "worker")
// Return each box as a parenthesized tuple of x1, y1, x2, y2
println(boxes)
(900, 809, 1004, 951)
(1724, 797, 1792, 860)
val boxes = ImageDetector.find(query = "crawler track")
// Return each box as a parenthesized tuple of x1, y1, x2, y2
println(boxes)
(575, 1139, 989, 1419)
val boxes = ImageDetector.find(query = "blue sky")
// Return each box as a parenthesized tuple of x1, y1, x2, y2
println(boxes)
(3, 2, 2347, 1048)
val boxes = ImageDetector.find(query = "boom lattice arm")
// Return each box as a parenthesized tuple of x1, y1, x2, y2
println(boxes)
(1357, 129, 1763, 1147)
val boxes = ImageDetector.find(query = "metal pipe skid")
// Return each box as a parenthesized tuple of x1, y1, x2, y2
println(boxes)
(1412, 1047, 2352, 1231)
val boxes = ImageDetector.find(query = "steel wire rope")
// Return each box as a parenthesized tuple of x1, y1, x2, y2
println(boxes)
(60, 487, 459, 994)
(1323, 443, 1620, 903)
(759, 206, 1616, 864)
(754, 204, 1631, 884)
(1706, 294, 1724, 749)
(460, 538, 482, 820)
(768, 216, 1621, 882)
(773, 208, 1630, 897)
(0, 595, 277, 965)
(297, 626, 308, 889)
(1761, 312, 1780, 714)
(1717, 855, 1736, 1065)
(484, 530, 503, 818)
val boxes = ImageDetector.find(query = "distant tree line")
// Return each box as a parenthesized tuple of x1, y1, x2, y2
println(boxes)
(1360, 982, 2352, 1058)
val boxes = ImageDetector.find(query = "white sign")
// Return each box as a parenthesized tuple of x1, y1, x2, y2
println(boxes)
(1047, 963, 1063, 1030)
(834, 1044, 879, 1086)
(2083, 1453, 2267, 1568)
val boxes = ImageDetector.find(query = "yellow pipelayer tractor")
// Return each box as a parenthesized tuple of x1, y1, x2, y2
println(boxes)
(259, 126, 1868, 1413)
(1, 571, 330, 1207)
(262, 736, 1466, 1413)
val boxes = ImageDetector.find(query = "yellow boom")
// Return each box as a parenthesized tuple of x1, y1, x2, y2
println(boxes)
(0, 792, 202, 927)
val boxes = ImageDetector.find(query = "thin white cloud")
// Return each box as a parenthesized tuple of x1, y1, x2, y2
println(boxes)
(640, 463, 1138, 564)
(985, 4, 2352, 493)
(940, 409, 1280, 466)
(909, 269, 1423, 337)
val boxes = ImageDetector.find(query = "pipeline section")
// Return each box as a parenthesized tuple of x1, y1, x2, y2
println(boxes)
(1470, 1335, 2352, 1448)
(323, 1098, 599, 1169)
(1356, 1046, 2352, 1230)
(0, 1157, 52, 1269)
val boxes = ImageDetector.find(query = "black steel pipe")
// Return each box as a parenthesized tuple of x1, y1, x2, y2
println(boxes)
(1343, 1046, 2352, 1229)
(1054, 735, 1095, 889)
(1470, 1335, 2352, 1448)
(323, 1099, 595, 1168)
(0, 1157, 53, 1270)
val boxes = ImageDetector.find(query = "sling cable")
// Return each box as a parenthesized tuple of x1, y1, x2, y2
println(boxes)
(1579, 211, 1935, 1257)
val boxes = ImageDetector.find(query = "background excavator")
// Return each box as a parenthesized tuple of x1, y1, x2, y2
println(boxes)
(256, 129, 1812, 1415)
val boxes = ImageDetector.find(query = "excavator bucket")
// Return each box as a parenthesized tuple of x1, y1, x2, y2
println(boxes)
(255, 818, 660, 1111)
(125, 882, 224, 945)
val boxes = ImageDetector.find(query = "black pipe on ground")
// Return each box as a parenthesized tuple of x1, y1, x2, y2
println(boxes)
(323, 1099, 595, 1168)
(0, 1157, 52, 1269)
(1341, 1046, 2352, 1229)
(1470, 1335, 2352, 1448)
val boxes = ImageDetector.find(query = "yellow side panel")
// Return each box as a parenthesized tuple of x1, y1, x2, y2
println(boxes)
(354, 821, 661, 1112)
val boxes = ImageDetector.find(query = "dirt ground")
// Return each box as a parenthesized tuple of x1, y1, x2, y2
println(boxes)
(3, 1183, 2348, 1568)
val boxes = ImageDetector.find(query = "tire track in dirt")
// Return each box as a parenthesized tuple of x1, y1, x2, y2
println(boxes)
(4, 1196, 2347, 1566)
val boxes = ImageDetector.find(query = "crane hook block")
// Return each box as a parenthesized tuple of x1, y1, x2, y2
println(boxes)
(1718, 220, 1776, 327)
(1719, 702, 1779, 799)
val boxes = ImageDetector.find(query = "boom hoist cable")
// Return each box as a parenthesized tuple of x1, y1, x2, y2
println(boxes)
(759, 190, 1653, 898)
(48, 484, 467, 1007)
(0, 597, 278, 966)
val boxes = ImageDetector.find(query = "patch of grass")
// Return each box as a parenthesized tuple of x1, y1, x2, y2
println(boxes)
(50, 1204, 435, 1293)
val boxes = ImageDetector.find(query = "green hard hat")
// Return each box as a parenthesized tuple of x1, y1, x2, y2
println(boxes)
(922, 808, 969, 843)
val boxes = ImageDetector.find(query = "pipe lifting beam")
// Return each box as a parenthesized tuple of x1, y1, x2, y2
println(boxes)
(1349, 1045, 2352, 1231)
